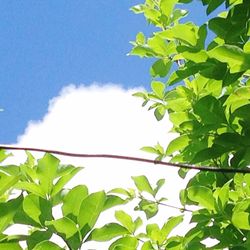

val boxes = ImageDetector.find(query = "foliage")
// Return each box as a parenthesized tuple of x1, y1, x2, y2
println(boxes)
(130, 0, 250, 249)
(1, 0, 250, 249)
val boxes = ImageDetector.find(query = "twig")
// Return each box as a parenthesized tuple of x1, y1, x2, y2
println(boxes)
(0, 145, 250, 174)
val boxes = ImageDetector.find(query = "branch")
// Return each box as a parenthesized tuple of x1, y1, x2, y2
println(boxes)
(0, 145, 250, 174)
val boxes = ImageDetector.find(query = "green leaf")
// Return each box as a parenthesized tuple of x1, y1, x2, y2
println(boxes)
(87, 223, 129, 242)
(146, 223, 163, 243)
(187, 186, 215, 210)
(51, 167, 83, 197)
(217, 180, 231, 210)
(160, 0, 178, 19)
(115, 210, 134, 233)
(193, 95, 226, 125)
(148, 35, 169, 56)
(36, 153, 59, 195)
(208, 45, 250, 73)
(14, 182, 45, 198)
(0, 150, 12, 163)
(151, 81, 165, 98)
(207, 0, 224, 15)
(137, 199, 158, 219)
(232, 211, 250, 230)
(162, 23, 198, 46)
(103, 195, 127, 211)
(161, 215, 184, 238)
(108, 236, 138, 250)
(27, 230, 52, 250)
(150, 59, 172, 78)
(77, 191, 106, 238)
(0, 243, 22, 250)
(0, 196, 23, 232)
(0, 173, 19, 197)
(62, 185, 88, 219)
(136, 32, 145, 45)
(140, 146, 158, 154)
(33, 241, 64, 250)
(23, 194, 52, 226)
(166, 135, 190, 155)
(154, 105, 166, 121)
(141, 241, 154, 250)
(132, 176, 154, 195)
(153, 179, 165, 196)
(45, 217, 79, 239)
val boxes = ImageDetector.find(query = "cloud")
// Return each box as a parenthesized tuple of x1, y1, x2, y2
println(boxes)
(12, 83, 194, 248)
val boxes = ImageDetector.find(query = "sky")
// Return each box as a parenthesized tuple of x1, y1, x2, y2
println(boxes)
(1, 1, 219, 248)
(0, 0, 210, 143)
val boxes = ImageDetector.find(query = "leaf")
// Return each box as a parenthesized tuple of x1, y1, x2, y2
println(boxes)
(23, 194, 52, 226)
(36, 153, 59, 195)
(154, 105, 166, 121)
(151, 81, 165, 98)
(137, 199, 158, 219)
(33, 240, 64, 250)
(51, 167, 83, 197)
(115, 210, 134, 233)
(136, 32, 145, 45)
(103, 195, 127, 211)
(0, 173, 19, 197)
(140, 146, 158, 154)
(160, 0, 178, 19)
(217, 180, 231, 210)
(108, 236, 138, 250)
(77, 191, 106, 238)
(193, 95, 226, 125)
(0, 195, 23, 232)
(208, 45, 250, 73)
(27, 230, 52, 250)
(161, 215, 184, 238)
(14, 182, 45, 198)
(187, 186, 215, 210)
(153, 179, 165, 196)
(45, 217, 79, 239)
(62, 185, 88, 219)
(146, 224, 163, 243)
(150, 59, 172, 78)
(232, 211, 250, 230)
(132, 176, 154, 195)
(141, 241, 154, 250)
(207, 0, 224, 15)
(0, 150, 12, 163)
(87, 223, 129, 242)
(166, 135, 190, 155)
(0, 243, 22, 250)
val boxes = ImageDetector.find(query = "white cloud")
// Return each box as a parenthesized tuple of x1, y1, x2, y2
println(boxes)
(12, 83, 195, 248)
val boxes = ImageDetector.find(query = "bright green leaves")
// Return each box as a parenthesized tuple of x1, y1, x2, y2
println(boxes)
(87, 223, 129, 242)
(78, 191, 106, 238)
(46, 217, 79, 239)
(33, 241, 63, 250)
(150, 59, 172, 78)
(109, 236, 138, 250)
(208, 45, 250, 73)
(62, 185, 88, 220)
(23, 194, 52, 226)
(187, 186, 215, 211)
(161, 23, 199, 46)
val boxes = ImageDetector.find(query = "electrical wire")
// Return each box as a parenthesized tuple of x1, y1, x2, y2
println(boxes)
(0, 144, 250, 174)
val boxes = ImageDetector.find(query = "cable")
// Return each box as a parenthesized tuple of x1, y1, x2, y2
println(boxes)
(1, 145, 250, 174)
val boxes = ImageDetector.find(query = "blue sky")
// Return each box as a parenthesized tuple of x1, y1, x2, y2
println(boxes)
(0, 1, 210, 143)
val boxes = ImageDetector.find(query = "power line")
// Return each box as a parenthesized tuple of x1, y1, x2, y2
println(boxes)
(0, 144, 250, 174)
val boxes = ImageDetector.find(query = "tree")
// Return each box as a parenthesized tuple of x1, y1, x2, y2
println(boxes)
(0, 0, 250, 249)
